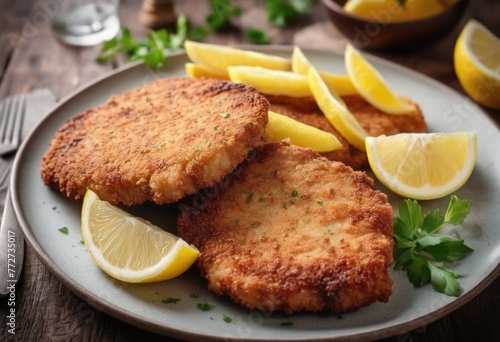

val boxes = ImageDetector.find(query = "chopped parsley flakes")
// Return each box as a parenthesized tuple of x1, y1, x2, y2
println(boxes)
(197, 302, 215, 311)
(162, 297, 181, 304)
(58, 227, 69, 234)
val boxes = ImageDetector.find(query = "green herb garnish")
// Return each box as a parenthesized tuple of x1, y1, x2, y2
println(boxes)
(291, 189, 298, 197)
(280, 320, 294, 326)
(393, 195, 473, 296)
(162, 297, 181, 304)
(197, 302, 215, 311)
(205, 0, 312, 35)
(190, 292, 200, 298)
(223, 314, 232, 323)
(206, 0, 242, 31)
(265, 0, 312, 28)
(178, 0, 241, 42)
(246, 28, 271, 44)
(58, 227, 69, 234)
(96, 14, 189, 69)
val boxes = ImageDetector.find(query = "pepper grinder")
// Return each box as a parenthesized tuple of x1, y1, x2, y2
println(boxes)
(140, 0, 177, 28)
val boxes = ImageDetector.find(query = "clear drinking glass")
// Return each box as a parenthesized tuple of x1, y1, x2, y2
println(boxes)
(51, 0, 120, 46)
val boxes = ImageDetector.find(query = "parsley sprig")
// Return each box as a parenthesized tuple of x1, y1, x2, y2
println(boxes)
(96, 14, 189, 69)
(199, 0, 270, 44)
(265, 0, 312, 28)
(210, 0, 313, 42)
(393, 196, 473, 296)
(206, 0, 242, 31)
(206, 0, 312, 31)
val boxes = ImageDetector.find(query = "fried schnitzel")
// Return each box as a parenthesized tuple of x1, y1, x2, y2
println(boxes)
(177, 142, 394, 314)
(266, 94, 427, 169)
(41, 77, 269, 205)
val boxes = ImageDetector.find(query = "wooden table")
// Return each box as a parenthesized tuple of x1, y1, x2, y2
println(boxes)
(0, 0, 499, 341)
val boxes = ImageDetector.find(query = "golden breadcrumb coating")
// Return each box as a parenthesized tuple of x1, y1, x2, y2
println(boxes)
(41, 77, 269, 205)
(178, 142, 394, 314)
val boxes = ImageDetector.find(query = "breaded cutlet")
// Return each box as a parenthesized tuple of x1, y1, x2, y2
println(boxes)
(266, 94, 427, 169)
(177, 142, 394, 314)
(41, 77, 269, 205)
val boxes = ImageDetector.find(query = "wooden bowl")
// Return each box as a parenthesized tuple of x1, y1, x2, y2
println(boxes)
(321, 0, 469, 50)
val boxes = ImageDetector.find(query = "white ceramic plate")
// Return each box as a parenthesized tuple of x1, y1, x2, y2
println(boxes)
(11, 48, 500, 341)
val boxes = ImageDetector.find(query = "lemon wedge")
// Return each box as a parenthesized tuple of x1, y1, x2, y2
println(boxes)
(292, 46, 358, 96)
(320, 73, 359, 96)
(454, 19, 500, 110)
(343, 0, 411, 22)
(81, 189, 199, 283)
(185, 63, 228, 80)
(184, 40, 291, 75)
(308, 66, 367, 151)
(265, 110, 342, 152)
(366, 132, 477, 200)
(344, 0, 446, 22)
(404, 0, 446, 20)
(228, 66, 312, 97)
(345, 44, 413, 114)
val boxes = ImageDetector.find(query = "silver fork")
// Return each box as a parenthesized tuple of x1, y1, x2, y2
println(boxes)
(0, 95, 25, 156)
(0, 164, 10, 198)
(0, 95, 26, 295)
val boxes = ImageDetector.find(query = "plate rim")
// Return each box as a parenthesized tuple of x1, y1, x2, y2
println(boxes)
(11, 46, 500, 341)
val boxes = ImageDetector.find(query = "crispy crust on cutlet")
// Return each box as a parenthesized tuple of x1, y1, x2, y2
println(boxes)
(178, 142, 394, 314)
(266, 94, 427, 169)
(41, 78, 269, 205)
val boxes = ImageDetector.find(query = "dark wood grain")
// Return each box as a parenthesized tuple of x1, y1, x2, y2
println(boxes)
(0, 0, 499, 341)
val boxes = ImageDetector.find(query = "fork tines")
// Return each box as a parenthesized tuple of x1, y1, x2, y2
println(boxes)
(0, 95, 25, 156)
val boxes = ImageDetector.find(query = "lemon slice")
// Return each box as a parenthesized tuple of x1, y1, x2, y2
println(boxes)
(454, 19, 500, 110)
(185, 63, 228, 80)
(344, 0, 446, 22)
(366, 132, 477, 200)
(343, 0, 412, 22)
(320, 73, 359, 96)
(405, 0, 445, 20)
(292, 46, 358, 96)
(308, 66, 367, 151)
(345, 44, 413, 114)
(184, 40, 292, 75)
(265, 110, 342, 152)
(228, 66, 312, 97)
(81, 189, 199, 283)
(291, 46, 311, 75)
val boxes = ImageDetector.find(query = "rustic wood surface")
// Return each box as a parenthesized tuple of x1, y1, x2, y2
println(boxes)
(0, 0, 499, 341)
